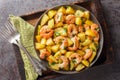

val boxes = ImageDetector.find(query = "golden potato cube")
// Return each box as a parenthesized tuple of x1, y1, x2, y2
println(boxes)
(54, 51, 61, 58)
(41, 14, 49, 26)
(85, 29, 95, 37)
(40, 38, 46, 45)
(47, 55, 57, 63)
(81, 60, 90, 67)
(85, 20, 93, 26)
(78, 33, 86, 42)
(75, 64, 85, 71)
(65, 52, 73, 58)
(70, 60, 75, 70)
(37, 25, 42, 34)
(58, 6, 66, 14)
(35, 43, 45, 49)
(89, 52, 96, 62)
(48, 10, 57, 18)
(75, 17, 82, 25)
(35, 35, 41, 42)
(82, 38, 92, 46)
(49, 62, 59, 70)
(75, 10, 84, 17)
(48, 19, 54, 29)
(67, 38, 73, 46)
(60, 50, 66, 54)
(58, 28, 67, 36)
(46, 38, 54, 46)
(55, 28, 67, 36)
(89, 43, 97, 51)
(46, 46, 52, 53)
(51, 45, 60, 53)
(84, 11, 90, 19)
(66, 6, 75, 14)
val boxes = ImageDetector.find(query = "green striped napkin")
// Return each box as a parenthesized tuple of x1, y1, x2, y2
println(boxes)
(9, 15, 39, 80)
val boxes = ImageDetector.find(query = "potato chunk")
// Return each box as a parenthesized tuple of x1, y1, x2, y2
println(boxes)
(66, 6, 75, 14)
(46, 38, 54, 46)
(78, 33, 86, 42)
(85, 20, 93, 26)
(35, 43, 45, 49)
(58, 6, 66, 14)
(75, 10, 84, 17)
(35, 35, 41, 42)
(41, 14, 49, 26)
(67, 38, 73, 46)
(40, 38, 46, 45)
(48, 10, 57, 18)
(51, 45, 60, 53)
(48, 19, 54, 29)
(49, 62, 59, 70)
(85, 29, 95, 37)
(75, 17, 82, 25)
(84, 11, 90, 19)
(82, 38, 92, 46)
(89, 52, 96, 62)
(81, 60, 89, 67)
(47, 55, 57, 63)
(75, 64, 85, 71)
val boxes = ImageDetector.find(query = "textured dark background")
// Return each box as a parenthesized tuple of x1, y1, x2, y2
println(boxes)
(0, 0, 120, 80)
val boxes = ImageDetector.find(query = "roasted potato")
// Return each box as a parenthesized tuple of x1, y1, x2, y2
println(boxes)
(41, 14, 49, 26)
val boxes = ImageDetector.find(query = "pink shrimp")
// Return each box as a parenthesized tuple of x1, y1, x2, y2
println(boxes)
(59, 56, 69, 68)
(60, 39, 68, 49)
(69, 53, 82, 64)
(40, 25, 54, 39)
(66, 14, 75, 24)
(68, 36, 79, 51)
(91, 24, 99, 41)
(54, 36, 68, 49)
(40, 49, 51, 59)
(53, 36, 65, 43)
(83, 49, 92, 60)
(68, 24, 78, 37)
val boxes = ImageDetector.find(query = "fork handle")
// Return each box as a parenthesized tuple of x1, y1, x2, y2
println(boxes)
(15, 41, 46, 75)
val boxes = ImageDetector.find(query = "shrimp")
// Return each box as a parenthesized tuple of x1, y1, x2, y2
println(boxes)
(91, 24, 99, 41)
(59, 56, 69, 68)
(40, 25, 54, 39)
(68, 24, 78, 37)
(60, 39, 68, 49)
(55, 12, 64, 23)
(69, 53, 82, 64)
(54, 36, 68, 49)
(54, 36, 65, 43)
(83, 49, 92, 60)
(66, 14, 75, 24)
(68, 36, 79, 51)
(40, 49, 51, 59)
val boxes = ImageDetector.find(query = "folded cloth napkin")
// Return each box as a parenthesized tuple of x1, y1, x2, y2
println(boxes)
(9, 15, 39, 80)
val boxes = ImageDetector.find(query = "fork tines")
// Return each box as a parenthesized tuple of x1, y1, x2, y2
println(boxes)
(0, 19, 17, 41)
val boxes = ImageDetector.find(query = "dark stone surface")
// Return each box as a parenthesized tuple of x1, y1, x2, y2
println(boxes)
(0, 0, 120, 80)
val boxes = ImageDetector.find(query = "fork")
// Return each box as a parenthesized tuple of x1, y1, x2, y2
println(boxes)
(0, 19, 47, 76)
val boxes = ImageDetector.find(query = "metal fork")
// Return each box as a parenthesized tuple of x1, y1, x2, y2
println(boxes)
(0, 19, 47, 76)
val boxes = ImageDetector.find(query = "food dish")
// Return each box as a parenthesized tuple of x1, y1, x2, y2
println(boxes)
(34, 5, 103, 74)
